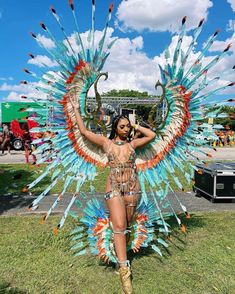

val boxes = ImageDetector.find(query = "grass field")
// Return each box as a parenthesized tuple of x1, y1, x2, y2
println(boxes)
(0, 163, 193, 196)
(0, 164, 109, 196)
(0, 212, 235, 294)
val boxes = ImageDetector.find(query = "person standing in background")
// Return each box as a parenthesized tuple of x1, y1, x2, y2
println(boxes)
(1, 124, 11, 155)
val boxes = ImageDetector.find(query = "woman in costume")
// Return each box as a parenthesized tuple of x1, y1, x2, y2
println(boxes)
(23, 2, 234, 293)
(69, 93, 155, 293)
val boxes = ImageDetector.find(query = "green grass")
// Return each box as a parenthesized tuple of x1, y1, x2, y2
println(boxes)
(0, 163, 193, 196)
(0, 164, 109, 196)
(0, 212, 235, 294)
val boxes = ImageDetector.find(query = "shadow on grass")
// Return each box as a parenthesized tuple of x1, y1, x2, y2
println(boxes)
(0, 165, 108, 215)
(127, 213, 206, 265)
(0, 165, 50, 215)
(0, 193, 36, 215)
(0, 165, 45, 195)
(0, 281, 26, 294)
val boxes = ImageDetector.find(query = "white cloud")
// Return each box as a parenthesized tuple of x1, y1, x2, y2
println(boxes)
(62, 28, 158, 93)
(0, 81, 48, 102)
(116, 0, 213, 33)
(208, 24, 235, 95)
(57, 28, 235, 96)
(226, 19, 235, 32)
(5, 23, 234, 103)
(28, 55, 58, 68)
(3, 92, 26, 102)
(209, 33, 235, 53)
(227, 0, 235, 11)
(64, 28, 116, 56)
(153, 35, 204, 82)
(3, 90, 48, 102)
(99, 36, 157, 94)
(0, 77, 14, 81)
(208, 33, 235, 90)
(0, 82, 30, 92)
(36, 34, 55, 49)
(29, 29, 150, 94)
(207, 32, 235, 94)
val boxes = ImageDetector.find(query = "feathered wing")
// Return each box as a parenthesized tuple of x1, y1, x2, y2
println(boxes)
(69, 197, 169, 263)
(23, 1, 116, 232)
(22, 3, 234, 261)
(136, 17, 234, 232)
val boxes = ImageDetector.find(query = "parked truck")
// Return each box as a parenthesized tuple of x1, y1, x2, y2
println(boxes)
(0, 101, 46, 150)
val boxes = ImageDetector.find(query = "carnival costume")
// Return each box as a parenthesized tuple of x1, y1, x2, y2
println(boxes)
(104, 140, 140, 200)
(22, 1, 234, 292)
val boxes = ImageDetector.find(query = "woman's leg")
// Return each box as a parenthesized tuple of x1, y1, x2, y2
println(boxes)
(24, 146, 30, 163)
(1, 138, 7, 154)
(6, 139, 11, 154)
(106, 196, 127, 266)
(107, 196, 133, 294)
(124, 194, 140, 228)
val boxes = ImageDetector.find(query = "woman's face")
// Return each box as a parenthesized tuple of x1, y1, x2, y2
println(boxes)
(116, 118, 131, 139)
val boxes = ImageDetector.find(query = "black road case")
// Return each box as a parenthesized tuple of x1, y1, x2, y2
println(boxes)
(194, 162, 235, 201)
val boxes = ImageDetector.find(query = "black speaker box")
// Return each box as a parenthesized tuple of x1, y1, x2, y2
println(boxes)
(194, 162, 235, 201)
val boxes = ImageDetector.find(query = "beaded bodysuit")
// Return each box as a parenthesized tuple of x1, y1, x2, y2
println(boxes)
(103, 140, 140, 200)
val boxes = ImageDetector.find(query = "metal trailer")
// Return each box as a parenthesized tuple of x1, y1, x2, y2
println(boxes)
(194, 162, 235, 202)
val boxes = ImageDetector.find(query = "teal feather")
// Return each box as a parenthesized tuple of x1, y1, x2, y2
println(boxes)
(151, 244, 163, 256)
(157, 238, 168, 248)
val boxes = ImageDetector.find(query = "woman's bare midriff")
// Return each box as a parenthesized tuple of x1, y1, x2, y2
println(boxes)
(105, 172, 140, 193)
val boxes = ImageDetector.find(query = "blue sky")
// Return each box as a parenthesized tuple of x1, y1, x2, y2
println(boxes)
(0, 0, 234, 102)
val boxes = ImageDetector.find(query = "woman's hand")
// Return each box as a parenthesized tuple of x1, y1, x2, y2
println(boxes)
(68, 90, 79, 110)
(131, 123, 156, 148)
(131, 123, 139, 131)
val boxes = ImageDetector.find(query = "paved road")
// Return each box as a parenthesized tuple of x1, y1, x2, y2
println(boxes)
(191, 147, 235, 161)
(1, 191, 235, 217)
(0, 148, 235, 164)
(0, 151, 28, 164)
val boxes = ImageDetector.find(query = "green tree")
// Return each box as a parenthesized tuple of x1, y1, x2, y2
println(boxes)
(102, 89, 150, 97)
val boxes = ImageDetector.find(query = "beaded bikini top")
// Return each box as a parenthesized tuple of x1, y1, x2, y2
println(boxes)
(104, 140, 137, 194)
(105, 140, 136, 167)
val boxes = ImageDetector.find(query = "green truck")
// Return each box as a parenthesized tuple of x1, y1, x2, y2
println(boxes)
(0, 101, 46, 150)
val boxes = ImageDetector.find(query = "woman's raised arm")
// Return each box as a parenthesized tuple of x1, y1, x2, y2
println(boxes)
(69, 95, 107, 148)
(131, 124, 156, 149)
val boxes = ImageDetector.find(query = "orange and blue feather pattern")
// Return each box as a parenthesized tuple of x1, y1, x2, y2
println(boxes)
(70, 198, 169, 264)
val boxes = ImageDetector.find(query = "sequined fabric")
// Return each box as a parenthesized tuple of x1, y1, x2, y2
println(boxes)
(104, 140, 140, 199)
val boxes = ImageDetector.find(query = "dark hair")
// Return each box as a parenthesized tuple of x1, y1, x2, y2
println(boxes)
(109, 115, 131, 140)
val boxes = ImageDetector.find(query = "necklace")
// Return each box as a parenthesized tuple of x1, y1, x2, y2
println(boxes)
(113, 141, 126, 146)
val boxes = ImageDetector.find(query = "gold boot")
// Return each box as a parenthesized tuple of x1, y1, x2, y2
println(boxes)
(119, 265, 133, 294)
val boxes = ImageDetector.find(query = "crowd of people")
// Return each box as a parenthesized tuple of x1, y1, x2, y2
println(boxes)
(212, 130, 235, 147)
